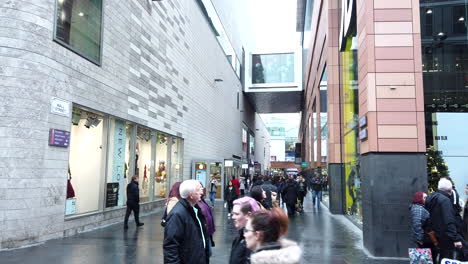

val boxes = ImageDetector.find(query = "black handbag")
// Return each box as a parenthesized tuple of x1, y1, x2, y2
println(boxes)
(160, 207, 168, 227)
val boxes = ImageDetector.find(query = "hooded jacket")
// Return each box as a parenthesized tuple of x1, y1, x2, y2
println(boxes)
(425, 191, 463, 246)
(250, 239, 302, 264)
(163, 198, 209, 264)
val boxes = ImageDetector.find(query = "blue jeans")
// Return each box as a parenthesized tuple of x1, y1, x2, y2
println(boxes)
(209, 192, 216, 206)
(312, 190, 322, 208)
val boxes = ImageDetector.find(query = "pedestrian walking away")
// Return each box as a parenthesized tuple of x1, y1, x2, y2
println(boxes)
(282, 179, 298, 216)
(229, 196, 261, 264)
(244, 208, 302, 264)
(124, 175, 144, 229)
(163, 179, 209, 264)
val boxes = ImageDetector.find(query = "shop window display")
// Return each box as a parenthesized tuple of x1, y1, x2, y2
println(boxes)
(105, 119, 132, 208)
(67, 107, 106, 215)
(341, 35, 362, 225)
(210, 162, 222, 198)
(136, 126, 152, 203)
(155, 132, 168, 199)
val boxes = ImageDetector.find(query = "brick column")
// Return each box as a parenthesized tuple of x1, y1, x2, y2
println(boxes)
(327, 0, 345, 214)
(356, 0, 427, 257)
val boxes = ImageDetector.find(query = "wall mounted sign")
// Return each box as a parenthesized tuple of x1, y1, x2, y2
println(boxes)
(224, 160, 233, 167)
(50, 97, 70, 117)
(359, 115, 367, 128)
(49, 129, 70, 147)
(359, 128, 368, 141)
(301, 162, 309, 168)
(241, 164, 248, 169)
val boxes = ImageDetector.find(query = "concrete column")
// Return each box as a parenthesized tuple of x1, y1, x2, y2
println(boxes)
(356, 0, 427, 257)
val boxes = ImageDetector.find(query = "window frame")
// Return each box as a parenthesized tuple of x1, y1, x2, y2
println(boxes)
(52, 0, 105, 66)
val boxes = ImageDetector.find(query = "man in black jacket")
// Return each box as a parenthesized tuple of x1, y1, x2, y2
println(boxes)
(124, 175, 144, 229)
(163, 179, 209, 264)
(425, 178, 463, 262)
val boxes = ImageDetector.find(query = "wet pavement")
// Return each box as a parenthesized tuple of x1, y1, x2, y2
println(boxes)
(0, 195, 408, 264)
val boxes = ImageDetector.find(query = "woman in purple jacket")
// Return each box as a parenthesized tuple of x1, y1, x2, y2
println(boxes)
(198, 187, 216, 257)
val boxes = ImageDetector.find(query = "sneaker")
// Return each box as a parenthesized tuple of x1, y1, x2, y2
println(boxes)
(137, 223, 144, 227)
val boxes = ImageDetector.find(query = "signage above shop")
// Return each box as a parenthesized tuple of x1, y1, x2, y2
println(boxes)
(359, 115, 367, 128)
(301, 162, 309, 168)
(50, 97, 70, 117)
(241, 164, 248, 169)
(359, 128, 368, 141)
(224, 160, 233, 167)
(49, 129, 70, 147)
(339, 0, 356, 51)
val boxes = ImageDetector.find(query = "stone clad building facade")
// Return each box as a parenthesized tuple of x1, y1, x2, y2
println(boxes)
(0, 0, 269, 249)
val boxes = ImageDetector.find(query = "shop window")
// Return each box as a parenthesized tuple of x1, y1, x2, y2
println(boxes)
(155, 132, 169, 199)
(67, 107, 106, 215)
(54, 0, 103, 64)
(210, 162, 222, 198)
(105, 119, 133, 209)
(169, 137, 183, 189)
(252, 53, 294, 84)
(136, 126, 153, 203)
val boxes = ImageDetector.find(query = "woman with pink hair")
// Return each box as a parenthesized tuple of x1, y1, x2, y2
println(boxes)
(229, 196, 260, 264)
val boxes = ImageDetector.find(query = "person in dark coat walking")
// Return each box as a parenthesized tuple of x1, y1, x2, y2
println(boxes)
(225, 181, 237, 217)
(410, 192, 437, 261)
(282, 179, 298, 216)
(229, 196, 260, 264)
(296, 176, 307, 207)
(163, 179, 209, 264)
(425, 178, 463, 262)
(311, 174, 323, 209)
(124, 175, 144, 229)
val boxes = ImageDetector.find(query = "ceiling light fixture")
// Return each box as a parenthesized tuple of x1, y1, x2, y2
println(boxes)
(459, 16, 465, 22)
(426, 9, 432, 14)
(78, 12, 84, 17)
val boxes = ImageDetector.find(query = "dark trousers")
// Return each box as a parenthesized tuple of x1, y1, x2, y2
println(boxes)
(124, 203, 140, 226)
(227, 200, 234, 213)
(286, 203, 295, 216)
(438, 246, 455, 264)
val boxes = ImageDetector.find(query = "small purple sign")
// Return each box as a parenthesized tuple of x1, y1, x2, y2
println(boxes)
(49, 129, 70, 147)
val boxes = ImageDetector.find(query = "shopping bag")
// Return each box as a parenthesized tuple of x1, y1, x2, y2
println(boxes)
(408, 248, 433, 264)
(440, 259, 468, 264)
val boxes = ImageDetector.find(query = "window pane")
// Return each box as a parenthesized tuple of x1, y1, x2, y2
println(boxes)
(252, 53, 295, 84)
(105, 119, 133, 209)
(55, 0, 103, 62)
(155, 132, 169, 199)
(136, 127, 152, 203)
(67, 107, 105, 215)
(169, 137, 183, 192)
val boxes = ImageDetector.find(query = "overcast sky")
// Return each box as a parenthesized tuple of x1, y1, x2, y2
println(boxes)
(246, 0, 300, 51)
